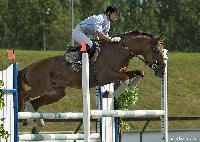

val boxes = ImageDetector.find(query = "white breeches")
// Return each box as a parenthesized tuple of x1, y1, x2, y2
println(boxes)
(72, 26, 93, 48)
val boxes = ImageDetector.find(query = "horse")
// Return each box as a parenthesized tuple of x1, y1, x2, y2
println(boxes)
(18, 31, 166, 112)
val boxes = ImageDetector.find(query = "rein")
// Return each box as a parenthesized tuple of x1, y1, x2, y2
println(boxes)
(140, 45, 159, 70)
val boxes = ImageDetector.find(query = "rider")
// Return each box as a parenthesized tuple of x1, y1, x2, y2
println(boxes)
(72, 5, 121, 64)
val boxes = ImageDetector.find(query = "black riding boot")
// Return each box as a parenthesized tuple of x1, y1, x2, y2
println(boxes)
(88, 42, 97, 60)
(74, 43, 96, 64)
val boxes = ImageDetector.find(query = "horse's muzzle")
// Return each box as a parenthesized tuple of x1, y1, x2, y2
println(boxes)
(154, 64, 166, 77)
(155, 70, 164, 77)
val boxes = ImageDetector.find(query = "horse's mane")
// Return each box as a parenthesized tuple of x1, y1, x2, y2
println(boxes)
(97, 30, 154, 46)
(118, 30, 154, 37)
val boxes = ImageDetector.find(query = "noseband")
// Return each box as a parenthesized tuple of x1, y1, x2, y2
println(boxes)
(146, 46, 160, 70)
(136, 46, 160, 71)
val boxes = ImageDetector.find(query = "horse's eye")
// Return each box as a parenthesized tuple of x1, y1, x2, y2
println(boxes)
(151, 64, 156, 69)
(154, 60, 158, 64)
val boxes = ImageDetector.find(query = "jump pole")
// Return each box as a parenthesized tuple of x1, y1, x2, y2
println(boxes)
(96, 84, 117, 142)
(81, 40, 91, 142)
(161, 49, 168, 142)
(0, 64, 18, 142)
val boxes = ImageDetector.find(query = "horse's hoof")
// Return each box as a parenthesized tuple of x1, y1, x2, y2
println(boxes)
(34, 119, 45, 127)
(37, 119, 45, 127)
(22, 120, 29, 126)
(136, 70, 145, 78)
(31, 127, 40, 134)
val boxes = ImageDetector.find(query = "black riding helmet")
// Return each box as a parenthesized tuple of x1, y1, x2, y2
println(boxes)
(105, 5, 119, 22)
(105, 5, 118, 14)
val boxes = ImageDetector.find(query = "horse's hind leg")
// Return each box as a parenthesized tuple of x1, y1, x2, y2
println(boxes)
(30, 86, 66, 111)
(25, 101, 45, 127)
(29, 86, 66, 132)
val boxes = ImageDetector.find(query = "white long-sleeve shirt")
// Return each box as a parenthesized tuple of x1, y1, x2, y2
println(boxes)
(79, 13, 110, 35)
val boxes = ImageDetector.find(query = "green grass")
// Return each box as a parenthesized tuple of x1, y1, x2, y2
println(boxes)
(0, 49, 200, 132)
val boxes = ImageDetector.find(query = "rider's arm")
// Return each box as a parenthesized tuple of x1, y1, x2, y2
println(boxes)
(96, 31, 112, 42)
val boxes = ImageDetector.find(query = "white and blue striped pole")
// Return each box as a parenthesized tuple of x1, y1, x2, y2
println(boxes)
(13, 63, 19, 142)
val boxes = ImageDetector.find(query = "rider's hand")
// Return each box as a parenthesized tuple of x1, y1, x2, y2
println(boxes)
(111, 37, 121, 42)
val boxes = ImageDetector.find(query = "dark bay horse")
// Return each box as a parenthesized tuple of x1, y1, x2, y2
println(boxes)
(18, 31, 165, 112)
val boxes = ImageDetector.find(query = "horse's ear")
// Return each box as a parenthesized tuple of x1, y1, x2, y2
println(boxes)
(151, 36, 159, 44)
(158, 35, 165, 43)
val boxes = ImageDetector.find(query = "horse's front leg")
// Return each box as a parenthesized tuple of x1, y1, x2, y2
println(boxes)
(113, 70, 144, 98)
(125, 70, 144, 79)
(100, 70, 129, 85)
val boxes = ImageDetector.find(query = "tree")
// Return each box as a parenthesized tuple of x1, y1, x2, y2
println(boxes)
(0, 0, 9, 48)
(0, 0, 199, 51)
(7, 0, 72, 50)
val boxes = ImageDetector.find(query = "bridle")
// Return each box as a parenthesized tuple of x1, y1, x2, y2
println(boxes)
(121, 39, 162, 71)
(139, 45, 160, 70)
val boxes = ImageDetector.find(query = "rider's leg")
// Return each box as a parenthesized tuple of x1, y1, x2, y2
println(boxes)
(72, 27, 96, 61)
(72, 27, 93, 47)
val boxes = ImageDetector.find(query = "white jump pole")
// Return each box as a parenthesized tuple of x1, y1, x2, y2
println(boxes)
(19, 133, 100, 141)
(0, 64, 15, 142)
(81, 41, 90, 142)
(99, 84, 115, 142)
(161, 49, 168, 142)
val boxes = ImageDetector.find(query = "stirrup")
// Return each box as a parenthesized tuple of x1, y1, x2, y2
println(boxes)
(74, 61, 82, 65)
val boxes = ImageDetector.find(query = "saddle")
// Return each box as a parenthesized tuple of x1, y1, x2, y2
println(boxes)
(64, 44, 100, 72)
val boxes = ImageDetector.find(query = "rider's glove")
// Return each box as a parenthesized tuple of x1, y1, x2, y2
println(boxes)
(111, 37, 121, 42)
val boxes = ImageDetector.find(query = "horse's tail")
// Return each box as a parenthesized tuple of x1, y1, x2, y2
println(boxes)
(18, 68, 31, 111)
